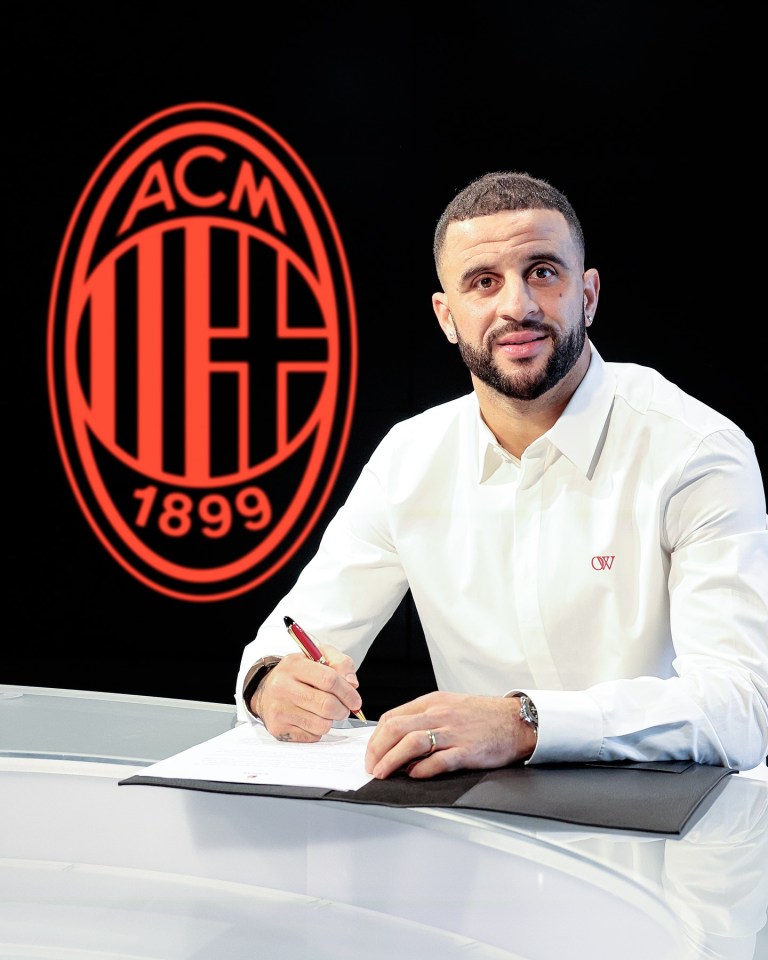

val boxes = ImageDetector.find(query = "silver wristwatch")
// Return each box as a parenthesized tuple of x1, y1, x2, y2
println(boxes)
(518, 694, 539, 736)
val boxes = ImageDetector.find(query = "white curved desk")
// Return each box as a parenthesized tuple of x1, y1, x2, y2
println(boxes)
(2, 685, 767, 960)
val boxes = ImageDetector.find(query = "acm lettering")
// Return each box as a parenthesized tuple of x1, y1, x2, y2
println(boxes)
(118, 147, 287, 236)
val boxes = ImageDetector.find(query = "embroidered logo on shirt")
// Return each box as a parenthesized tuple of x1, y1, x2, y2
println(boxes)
(591, 555, 616, 570)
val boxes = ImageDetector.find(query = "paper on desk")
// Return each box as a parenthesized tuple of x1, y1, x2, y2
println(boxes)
(137, 721, 376, 792)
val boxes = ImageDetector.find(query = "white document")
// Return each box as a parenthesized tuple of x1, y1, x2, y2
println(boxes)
(138, 720, 377, 792)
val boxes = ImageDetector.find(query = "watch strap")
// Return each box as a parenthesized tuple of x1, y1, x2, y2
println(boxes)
(242, 656, 283, 718)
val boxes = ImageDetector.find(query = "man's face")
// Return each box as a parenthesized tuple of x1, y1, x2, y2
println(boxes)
(432, 209, 597, 402)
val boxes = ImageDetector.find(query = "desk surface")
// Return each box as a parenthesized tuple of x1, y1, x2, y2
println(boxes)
(2, 684, 767, 960)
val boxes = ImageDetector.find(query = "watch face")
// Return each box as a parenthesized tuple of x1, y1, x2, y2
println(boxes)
(520, 697, 538, 727)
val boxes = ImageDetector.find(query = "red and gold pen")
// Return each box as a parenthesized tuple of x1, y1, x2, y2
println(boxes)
(284, 615, 366, 722)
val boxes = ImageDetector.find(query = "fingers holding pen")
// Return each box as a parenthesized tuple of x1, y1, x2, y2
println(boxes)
(283, 620, 366, 720)
(257, 653, 363, 742)
(321, 645, 361, 689)
(302, 651, 363, 715)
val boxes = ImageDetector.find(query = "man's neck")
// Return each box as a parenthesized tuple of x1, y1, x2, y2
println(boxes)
(473, 351, 591, 459)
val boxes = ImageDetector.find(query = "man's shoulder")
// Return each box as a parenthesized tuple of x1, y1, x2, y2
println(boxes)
(369, 393, 477, 464)
(606, 360, 741, 436)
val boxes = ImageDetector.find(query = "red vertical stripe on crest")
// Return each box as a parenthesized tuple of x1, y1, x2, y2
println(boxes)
(88, 262, 117, 443)
(238, 231, 251, 473)
(185, 221, 212, 482)
(137, 233, 164, 471)
(275, 251, 289, 453)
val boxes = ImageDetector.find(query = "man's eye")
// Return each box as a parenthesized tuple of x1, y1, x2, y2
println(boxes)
(532, 266, 555, 280)
(477, 276, 494, 289)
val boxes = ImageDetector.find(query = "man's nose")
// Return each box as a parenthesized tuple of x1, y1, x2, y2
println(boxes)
(495, 277, 537, 322)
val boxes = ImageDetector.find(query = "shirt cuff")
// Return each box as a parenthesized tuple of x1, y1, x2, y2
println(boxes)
(507, 689, 603, 764)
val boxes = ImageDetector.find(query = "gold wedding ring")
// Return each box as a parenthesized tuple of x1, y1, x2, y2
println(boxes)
(426, 729, 437, 754)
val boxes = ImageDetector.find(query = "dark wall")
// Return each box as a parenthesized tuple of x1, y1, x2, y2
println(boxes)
(8, 4, 763, 718)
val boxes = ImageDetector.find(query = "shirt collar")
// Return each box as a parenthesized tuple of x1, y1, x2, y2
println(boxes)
(546, 343, 616, 476)
(474, 342, 617, 483)
(476, 407, 516, 483)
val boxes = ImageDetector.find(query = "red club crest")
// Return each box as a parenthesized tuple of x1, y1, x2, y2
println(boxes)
(48, 103, 357, 600)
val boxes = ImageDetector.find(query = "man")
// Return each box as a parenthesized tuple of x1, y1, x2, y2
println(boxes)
(236, 171, 768, 779)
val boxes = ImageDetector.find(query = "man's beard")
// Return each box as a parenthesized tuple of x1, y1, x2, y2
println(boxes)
(455, 315, 587, 401)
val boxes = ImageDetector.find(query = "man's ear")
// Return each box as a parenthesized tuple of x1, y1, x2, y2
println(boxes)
(583, 268, 600, 324)
(432, 293, 456, 342)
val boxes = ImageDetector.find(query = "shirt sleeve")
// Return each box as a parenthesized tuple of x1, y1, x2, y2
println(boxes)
(235, 447, 410, 721)
(523, 429, 768, 770)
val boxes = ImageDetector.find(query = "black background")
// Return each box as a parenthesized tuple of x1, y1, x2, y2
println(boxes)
(7, 4, 763, 719)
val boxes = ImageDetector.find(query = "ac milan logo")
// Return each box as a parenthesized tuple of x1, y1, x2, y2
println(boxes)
(48, 103, 357, 600)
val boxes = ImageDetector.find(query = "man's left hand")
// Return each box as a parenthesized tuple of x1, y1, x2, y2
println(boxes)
(364, 691, 536, 779)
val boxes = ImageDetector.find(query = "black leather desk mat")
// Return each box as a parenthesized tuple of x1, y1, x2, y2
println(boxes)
(121, 760, 734, 835)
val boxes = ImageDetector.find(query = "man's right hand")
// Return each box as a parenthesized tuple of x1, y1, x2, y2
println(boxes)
(252, 647, 363, 742)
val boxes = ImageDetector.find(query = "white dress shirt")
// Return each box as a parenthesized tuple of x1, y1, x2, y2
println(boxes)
(236, 345, 768, 769)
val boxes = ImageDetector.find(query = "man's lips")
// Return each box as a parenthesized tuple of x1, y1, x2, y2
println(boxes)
(493, 329, 549, 358)
(495, 331, 546, 346)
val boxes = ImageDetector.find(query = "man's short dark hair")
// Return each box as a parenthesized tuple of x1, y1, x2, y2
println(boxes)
(433, 171, 585, 280)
